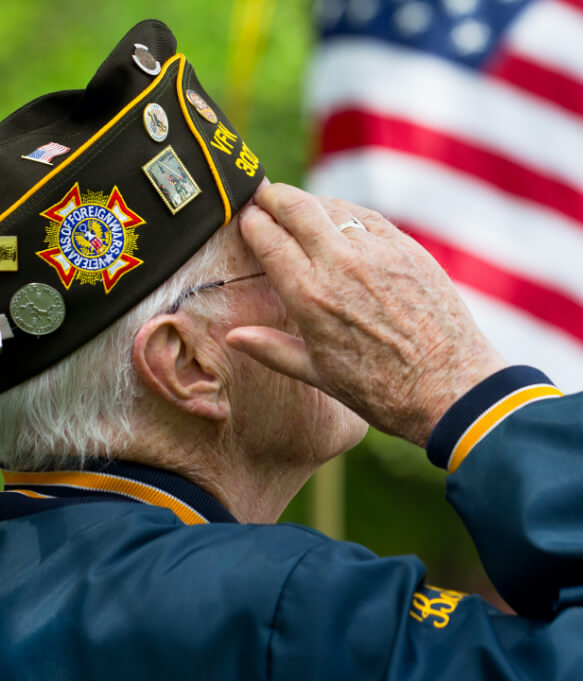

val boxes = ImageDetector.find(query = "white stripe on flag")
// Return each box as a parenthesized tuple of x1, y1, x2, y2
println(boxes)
(308, 39, 583, 189)
(458, 284, 583, 394)
(504, 0, 583, 81)
(307, 150, 583, 302)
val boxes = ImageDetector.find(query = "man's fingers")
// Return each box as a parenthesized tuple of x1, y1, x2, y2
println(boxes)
(253, 183, 342, 259)
(318, 197, 363, 235)
(238, 203, 309, 288)
(225, 326, 318, 386)
(327, 199, 399, 239)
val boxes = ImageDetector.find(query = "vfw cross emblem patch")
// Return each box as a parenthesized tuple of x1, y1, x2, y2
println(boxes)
(37, 184, 145, 293)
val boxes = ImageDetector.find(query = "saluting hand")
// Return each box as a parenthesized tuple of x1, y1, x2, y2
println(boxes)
(227, 183, 506, 446)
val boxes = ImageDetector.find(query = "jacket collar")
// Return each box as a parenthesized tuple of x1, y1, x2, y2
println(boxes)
(0, 459, 236, 524)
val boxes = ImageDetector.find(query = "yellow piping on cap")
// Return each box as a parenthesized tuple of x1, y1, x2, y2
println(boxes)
(175, 54, 232, 226)
(0, 53, 183, 225)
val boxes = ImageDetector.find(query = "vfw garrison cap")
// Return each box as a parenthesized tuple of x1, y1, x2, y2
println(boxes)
(0, 19, 265, 393)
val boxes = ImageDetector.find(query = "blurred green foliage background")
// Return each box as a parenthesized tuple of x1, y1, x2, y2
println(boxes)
(1, 0, 502, 604)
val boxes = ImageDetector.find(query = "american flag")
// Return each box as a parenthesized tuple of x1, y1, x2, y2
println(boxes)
(307, 0, 583, 393)
(22, 142, 70, 166)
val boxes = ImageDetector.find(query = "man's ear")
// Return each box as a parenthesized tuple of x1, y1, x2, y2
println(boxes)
(132, 314, 230, 421)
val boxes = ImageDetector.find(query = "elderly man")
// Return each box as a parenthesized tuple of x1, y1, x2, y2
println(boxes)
(1, 19, 582, 681)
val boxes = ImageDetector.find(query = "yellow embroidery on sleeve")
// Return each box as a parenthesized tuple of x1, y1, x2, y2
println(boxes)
(409, 585, 466, 628)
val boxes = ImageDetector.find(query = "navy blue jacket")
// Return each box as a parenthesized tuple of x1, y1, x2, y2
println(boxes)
(0, 366, 579, 680)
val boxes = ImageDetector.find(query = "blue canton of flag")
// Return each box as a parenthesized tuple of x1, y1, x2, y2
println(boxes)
(308, 0, 583, 393)
(22, 142, 70, 166)
(318, 0, 533, 68)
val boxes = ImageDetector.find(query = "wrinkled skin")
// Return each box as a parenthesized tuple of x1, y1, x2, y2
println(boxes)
(227, 183, 506, 447)
(130, 209, 368, 522)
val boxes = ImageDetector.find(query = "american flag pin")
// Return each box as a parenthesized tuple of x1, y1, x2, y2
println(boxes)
(21, 142, 70, 166)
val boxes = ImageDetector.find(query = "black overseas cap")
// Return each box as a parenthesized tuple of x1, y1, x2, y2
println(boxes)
(0, 19, 265, 393)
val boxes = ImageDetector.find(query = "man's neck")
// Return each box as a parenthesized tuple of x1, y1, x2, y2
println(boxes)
(122, 431, 316, 524)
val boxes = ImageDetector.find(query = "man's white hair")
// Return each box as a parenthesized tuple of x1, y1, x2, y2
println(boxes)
(0, 226, 234, 471)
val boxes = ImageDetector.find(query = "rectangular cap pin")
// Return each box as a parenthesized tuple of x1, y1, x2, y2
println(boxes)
(0, 237, 18, 272)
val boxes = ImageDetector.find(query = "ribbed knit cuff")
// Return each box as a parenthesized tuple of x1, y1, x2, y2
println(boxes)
(426, 366, 561, 472)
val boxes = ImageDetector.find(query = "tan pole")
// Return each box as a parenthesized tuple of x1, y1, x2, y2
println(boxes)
(312, 455, 345, 540)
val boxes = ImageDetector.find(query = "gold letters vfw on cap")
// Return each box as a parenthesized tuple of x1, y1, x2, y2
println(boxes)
(0, 237, 18, 272)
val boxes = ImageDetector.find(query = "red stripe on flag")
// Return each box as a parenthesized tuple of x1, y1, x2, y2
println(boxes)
(399, 221, 583, 343)
(487, 51, 583, 118)
(558, 0, 583, 13)
(320, 109, 583, 226)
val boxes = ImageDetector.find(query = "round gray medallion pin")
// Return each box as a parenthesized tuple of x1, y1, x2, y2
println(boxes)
(143, 103, 169, 142)
(132, 43, 161, 76)
(9, 283, 66, 336)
